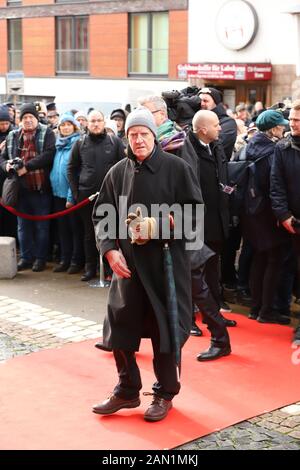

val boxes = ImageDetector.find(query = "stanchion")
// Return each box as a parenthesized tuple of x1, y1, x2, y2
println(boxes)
(88, 255, 111, 288)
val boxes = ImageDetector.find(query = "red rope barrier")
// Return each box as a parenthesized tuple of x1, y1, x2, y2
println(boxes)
(0, 195, 96, 221)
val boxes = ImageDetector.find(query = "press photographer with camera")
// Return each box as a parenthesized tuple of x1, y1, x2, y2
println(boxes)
(270, 99, 300, 344)
(0, 102, 56, 272)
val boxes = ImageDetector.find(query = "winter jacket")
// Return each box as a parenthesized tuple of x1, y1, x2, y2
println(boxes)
(183, 131, 230, 242)
(92, 145, 203, 352)
(67, 131, 125, 202)
(50, 132, 80, 202)
(271, 135, 300, 221)
(241, 131, 288, 251)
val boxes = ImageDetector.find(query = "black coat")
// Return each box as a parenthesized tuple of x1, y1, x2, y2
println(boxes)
(67, 131, 125, 201)
(242, 132, 289, 252)
(92, 145, 203, 352)
(182, 131, 230, 243)
(271, 135, 300, 221)
(213, 104, 237, 161)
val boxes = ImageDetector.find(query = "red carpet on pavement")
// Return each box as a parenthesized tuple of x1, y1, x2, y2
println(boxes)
(0, 313, 299, 450)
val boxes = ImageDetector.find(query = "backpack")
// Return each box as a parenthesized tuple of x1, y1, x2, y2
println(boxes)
(227, 150, 273, 216)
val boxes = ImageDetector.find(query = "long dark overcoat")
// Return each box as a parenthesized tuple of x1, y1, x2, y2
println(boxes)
(92, 145, 203, 352)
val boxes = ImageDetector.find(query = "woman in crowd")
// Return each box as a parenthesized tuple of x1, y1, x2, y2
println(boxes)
(50, 112, 84, 274)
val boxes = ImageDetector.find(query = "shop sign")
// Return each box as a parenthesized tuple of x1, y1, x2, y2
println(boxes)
(177, 63, 272, 81)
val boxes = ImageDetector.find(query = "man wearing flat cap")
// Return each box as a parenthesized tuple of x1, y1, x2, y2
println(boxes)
(92, 107, 203, 422)
(46, 102, 59, 131)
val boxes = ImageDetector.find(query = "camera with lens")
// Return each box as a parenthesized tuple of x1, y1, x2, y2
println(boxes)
(162, 86, 201, 129)
(8, 157, 24, 173)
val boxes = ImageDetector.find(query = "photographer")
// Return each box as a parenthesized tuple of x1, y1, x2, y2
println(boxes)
(162, 86, 201, 130)
(0, 103, 56, 272)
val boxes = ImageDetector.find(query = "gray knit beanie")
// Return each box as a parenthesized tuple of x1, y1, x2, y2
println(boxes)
(125, 107, 157, 137)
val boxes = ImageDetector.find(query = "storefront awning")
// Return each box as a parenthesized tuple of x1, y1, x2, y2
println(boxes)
(177, 63, 272, 81)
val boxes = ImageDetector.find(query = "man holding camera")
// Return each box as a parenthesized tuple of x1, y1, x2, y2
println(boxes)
(0, 103, 56, 272)
(271, 99, 300, 344)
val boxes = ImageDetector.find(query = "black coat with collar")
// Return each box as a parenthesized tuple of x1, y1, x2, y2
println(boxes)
(92, 145, 203, 352)
(182, 131, 230, 243)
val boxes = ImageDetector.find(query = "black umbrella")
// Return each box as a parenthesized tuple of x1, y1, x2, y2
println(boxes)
(163, 242, 180, 382)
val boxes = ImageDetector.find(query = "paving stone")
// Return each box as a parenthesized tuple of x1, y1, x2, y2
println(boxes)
(275, 426, 293, 434)
(284, 417, 300, 427)
(76, 320, 96, 327)
(288, 430, 300, 439)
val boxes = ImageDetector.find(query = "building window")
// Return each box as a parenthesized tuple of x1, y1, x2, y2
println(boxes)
(8, 18, 23, 71)
(56, 16, 89, 74)
(7, 1, 22, 5)
(129, 12, 169, 76)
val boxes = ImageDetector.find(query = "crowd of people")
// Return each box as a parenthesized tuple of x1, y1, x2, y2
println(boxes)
(0, 89, 300, 421)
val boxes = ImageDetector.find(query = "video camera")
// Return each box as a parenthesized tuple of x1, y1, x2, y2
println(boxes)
(161, 86, 201, 129)
(8, 157, 24, 173)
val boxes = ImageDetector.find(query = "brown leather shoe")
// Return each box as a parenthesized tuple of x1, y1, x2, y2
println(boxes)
(144, 395, 173, 422)
(92, 394, 140, 415)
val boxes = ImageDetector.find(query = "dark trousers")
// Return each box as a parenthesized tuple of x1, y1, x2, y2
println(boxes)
(113, 311, 181, 402)
(273, 241, 295, 314)
(53, 197, 84, 266)
(237, 239, 253, 289)
(205, 241, 223, 308)
(221, 225, 241, 287)
(192, 265, 230, 347)
(17, 190, 51, 262)
(250, 245, 285, 317)
(78, 201, 99, 267)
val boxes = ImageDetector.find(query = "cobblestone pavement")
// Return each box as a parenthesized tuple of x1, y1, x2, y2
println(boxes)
(0, 294, 300, 450)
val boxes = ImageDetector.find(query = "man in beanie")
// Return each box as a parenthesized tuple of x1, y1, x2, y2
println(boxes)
(0, 102, 56, 272)
(271, 101, 300, 344)
(92, 107, 203, 421)
(110, 108, 128, 146)
(199, 87, 237, 160)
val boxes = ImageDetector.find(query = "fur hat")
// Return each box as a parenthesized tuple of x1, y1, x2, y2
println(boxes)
(125, 107, 157, 137)
(20, 103, 39, 121)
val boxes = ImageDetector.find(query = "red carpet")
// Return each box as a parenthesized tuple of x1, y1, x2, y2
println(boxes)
(0, 314, 299, 450)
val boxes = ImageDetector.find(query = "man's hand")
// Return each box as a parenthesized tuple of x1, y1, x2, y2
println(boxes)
(17, 167, 27, 177)
(0, 140, 6, 152)
(66, 201, 74, 209)
(282, 217, 296, 234)
(105, 250, 131, 279)
(125, 207, 157, 245)
(5, 162, 13, 173)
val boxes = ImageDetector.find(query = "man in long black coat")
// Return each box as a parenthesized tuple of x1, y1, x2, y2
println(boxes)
(92, 107, 203, 422)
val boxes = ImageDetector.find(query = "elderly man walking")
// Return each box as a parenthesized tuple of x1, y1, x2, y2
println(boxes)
(92, 107, 203, 421)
